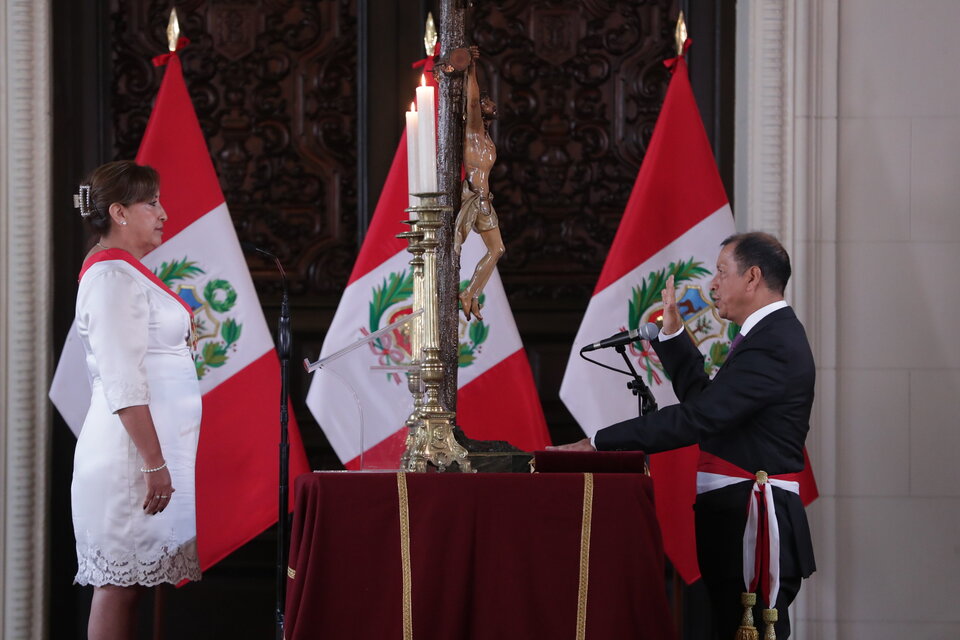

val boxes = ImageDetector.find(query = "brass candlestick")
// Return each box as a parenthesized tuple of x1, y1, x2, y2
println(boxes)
(397, 219, 424, 470)
(399, 193, 472, 473)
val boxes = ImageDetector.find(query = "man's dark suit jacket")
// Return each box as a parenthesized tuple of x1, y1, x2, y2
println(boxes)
(595, 306, 816, 580)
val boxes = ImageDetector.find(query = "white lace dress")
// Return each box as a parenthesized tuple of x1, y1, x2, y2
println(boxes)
(72, 251, 202, 586)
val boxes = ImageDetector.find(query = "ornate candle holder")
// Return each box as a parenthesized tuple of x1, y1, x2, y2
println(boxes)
(399, 193, 472, 473)
(397, 220, 424, 470)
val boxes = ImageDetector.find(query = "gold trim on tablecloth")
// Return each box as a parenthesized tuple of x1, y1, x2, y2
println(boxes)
(397, 473, 414, 640)
(392, 472, 596, 639)
(576, 472, 595, 640)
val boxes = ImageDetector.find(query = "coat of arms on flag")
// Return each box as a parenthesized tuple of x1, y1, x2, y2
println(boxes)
(363, 270, 490, 386)
(154, 256, 244, 379)
(627, 259, 740, 384)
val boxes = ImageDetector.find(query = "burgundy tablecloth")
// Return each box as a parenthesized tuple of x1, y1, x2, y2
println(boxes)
(284, 472, 676, 640)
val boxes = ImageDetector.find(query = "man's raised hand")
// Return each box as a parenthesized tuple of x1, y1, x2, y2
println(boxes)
(661, 274, 682, 335)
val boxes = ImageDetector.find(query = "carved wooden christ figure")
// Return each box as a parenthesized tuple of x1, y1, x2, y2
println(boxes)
(454, 47, 504, 321)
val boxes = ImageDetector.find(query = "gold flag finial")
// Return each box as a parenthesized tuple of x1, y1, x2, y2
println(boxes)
(424, 12, 438, 58)
(166, 8, 181, 52)
(675, 11, 688, 56)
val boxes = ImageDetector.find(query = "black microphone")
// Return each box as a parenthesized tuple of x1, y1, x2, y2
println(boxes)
(239, 242, 289, 355)
(581, 322, 660, 352)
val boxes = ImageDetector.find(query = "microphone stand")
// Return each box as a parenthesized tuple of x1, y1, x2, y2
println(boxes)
(614, 343, 658, 416)
(252, 247, 291, 640)
(276, 269, 291, 640)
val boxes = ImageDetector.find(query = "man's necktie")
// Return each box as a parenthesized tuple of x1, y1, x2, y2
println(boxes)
(729, 333, 744, 354)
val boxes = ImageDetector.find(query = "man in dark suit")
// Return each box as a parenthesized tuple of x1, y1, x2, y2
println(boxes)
(553, 232, 816, 639)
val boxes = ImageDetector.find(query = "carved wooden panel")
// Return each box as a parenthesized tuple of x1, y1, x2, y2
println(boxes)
(108, 0, 677, 303)
(467, 0, 676, 304)
(109, 0, 357, 297)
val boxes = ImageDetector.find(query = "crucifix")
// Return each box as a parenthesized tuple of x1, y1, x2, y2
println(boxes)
(397, 2, 525, 472)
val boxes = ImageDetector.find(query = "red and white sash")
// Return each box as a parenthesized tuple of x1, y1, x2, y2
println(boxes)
(80, 248, 196, 348)
(79, 248, 194, 318)
(696, 450, 803, 608)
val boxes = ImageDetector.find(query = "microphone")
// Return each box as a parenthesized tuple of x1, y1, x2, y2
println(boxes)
(240, 242, 289, 357)
(581, 322, 659, 352)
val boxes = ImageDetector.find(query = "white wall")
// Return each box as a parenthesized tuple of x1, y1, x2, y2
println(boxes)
(832, 0, 960, 637)
(739, 1, 960, 638)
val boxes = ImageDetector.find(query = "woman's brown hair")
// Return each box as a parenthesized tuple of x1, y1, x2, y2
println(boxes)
(79, 161, 160, 234)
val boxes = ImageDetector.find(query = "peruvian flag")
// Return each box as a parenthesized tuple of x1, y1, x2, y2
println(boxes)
(559, 45, 817, 584)
(305, 67, 550, 468)
(49, 41, 310, 570)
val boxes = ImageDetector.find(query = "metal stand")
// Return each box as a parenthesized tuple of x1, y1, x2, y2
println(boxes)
(243, 246, 290, 640)
(614, 344, 658, 416)
(275, 278, 291, 640)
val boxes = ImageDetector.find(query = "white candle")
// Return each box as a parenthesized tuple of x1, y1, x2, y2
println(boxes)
(405, 101, 420, 207)
(415, 75, 437, 192)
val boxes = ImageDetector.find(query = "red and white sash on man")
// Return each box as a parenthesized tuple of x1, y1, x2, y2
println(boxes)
(697, 451, 804, 608)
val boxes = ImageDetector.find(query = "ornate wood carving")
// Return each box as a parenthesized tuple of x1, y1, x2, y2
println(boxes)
(109, 0, 357, 297)
(467, 0, 675, 305)
(107, 0, 676, 306)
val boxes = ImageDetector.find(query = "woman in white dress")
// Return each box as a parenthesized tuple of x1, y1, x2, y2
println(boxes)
(72, 161, 202, 640)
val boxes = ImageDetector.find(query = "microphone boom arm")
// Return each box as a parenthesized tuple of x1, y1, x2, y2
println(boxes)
(303, 310, 424, 373)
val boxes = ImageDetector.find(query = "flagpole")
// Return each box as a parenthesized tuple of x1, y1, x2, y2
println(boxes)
(143, 11, 181, 638)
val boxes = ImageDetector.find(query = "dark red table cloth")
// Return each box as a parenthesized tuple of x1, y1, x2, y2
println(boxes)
(284, 472, 676, 640)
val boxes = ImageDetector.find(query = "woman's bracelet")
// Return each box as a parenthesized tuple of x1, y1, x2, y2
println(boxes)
(140, 461, 167, 473)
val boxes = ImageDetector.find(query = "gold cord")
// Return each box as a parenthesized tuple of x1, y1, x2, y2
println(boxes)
(576, 473, 595, 640)
(397, 473, 414, 640)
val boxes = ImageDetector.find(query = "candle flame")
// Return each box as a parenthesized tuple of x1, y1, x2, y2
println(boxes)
(420, 74, 426, 87)
(410, 101, 416, 112)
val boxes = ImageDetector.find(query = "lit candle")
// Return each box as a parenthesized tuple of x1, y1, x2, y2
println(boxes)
(415, 75, 437, 192)
(405, 101, 420, 206)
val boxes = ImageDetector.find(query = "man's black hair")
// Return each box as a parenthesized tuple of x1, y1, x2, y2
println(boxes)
(721, 232, 791, 295)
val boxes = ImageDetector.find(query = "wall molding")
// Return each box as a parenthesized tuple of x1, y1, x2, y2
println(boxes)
(0, 1, 52, 638)
(736, 1, 839, 637)
(735, 0, 791, 238)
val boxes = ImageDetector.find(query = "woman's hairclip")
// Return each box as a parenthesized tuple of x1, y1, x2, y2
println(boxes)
(73, 185, 95, 218)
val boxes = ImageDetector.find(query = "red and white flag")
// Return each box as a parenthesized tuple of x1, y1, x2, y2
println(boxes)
(559, 45, 817, 584)
(306, 68, 550, 468)
(49, 41, 310, 571)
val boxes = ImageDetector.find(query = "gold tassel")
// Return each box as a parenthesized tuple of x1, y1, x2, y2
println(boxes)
(762, 608, 778, 640)
(734, 592, 758, 640)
